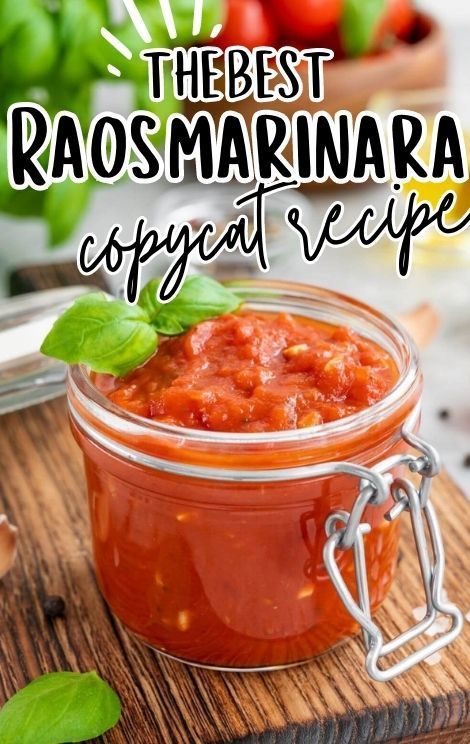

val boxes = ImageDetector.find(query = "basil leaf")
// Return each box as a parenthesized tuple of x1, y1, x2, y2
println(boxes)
(341, 0, 386, 57)
(0, 0, 36, 46)
(41, 277, 240, 376)
(44, 180, 91, 248)
(139, 275, 241, 336)
(0, 122, 11, 210)
(0, 10, 57, 85)
(41, 293, 158, 376)
(2, 187, 45, 218)
(58, 0, 107, 86)
(0, 671, 121, 744)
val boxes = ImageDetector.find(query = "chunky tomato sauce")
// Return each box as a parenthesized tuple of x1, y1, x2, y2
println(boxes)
(96, 311, 398, 432)
(77, 309, 408, 669)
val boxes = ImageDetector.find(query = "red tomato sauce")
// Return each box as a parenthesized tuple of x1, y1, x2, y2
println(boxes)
(95, 311, 398, 432)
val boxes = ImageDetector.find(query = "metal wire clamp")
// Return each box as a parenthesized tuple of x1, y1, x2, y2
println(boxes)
(323, 418, 463, 682)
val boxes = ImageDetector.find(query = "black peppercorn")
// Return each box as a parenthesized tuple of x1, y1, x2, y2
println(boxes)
(463, 455, 470, 469)
(438, 409, 450, 421)
(42, 595, 66, 619)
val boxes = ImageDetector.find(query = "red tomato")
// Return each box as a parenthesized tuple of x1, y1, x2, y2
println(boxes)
(315, 27, 345, 60)
(280, 28, 345, 60)
(216, 0, 278, 49)
(376, 0, 415, 43)
(271, 0, 342, 41)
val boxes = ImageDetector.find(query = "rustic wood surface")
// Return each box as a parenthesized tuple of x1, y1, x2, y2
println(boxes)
(1, 262, 469, 744)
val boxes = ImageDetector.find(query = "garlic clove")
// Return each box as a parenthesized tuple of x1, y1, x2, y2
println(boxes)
(0, 515, 18, 579)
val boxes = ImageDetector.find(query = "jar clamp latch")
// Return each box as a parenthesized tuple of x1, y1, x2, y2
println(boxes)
(323, 416, 463, 682)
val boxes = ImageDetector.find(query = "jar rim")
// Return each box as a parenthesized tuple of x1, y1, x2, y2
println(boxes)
(68, 279, 420, 449)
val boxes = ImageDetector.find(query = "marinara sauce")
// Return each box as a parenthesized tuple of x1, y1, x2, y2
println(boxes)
(98, 311, 398, 433)
(69, 283, 421, 670)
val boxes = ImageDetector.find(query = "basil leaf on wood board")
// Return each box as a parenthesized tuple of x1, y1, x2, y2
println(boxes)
(0, 671, 121, 744)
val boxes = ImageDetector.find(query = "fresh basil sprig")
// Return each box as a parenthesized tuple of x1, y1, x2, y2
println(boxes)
(41, 276, 241, 376)
(139, 275, 241, 336)
(0, 671, 121, 744)
(341, 0, 386, 57)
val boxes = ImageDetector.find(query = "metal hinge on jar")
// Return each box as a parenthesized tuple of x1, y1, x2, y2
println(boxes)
(323, 414, 464, 683)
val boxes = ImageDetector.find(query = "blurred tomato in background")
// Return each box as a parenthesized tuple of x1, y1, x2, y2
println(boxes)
(216, 0, 277, 49)
(213, 0, 416, 55)
(376, 0, 415, 43)
(271, 0, 343, 41)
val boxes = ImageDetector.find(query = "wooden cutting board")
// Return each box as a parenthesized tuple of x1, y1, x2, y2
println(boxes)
(1, 263, 469, 744)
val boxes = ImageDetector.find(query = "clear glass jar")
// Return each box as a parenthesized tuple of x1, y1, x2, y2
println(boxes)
(67, 281, 422, 671)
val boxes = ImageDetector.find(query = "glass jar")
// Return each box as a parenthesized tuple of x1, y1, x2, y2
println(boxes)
(67, 281, 460, 675)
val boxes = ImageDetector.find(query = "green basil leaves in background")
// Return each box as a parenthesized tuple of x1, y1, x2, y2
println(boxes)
(0, 9, 57, 85)
(0, 0, 224, 247)
(0, 122, 10, 210)
(139, 275, 242, 336)
(41, 292, 159, 377)
(88, 8, 165, 83)
(42, 276, 241, 376)
(0, 671, 121, 744)
(0, 0, 37, 46)
(44, 180, 92, 248)
(58, 0, 107, 86)
(341, 0, 386, 57)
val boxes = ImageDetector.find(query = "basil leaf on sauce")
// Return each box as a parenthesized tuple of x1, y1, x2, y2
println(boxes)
(0, 671, 121, 744)
(41, 292, 158, 376)
(341, 0, 386, 57)
(41, 277, 240, 375)
(139, 275, 242, 336)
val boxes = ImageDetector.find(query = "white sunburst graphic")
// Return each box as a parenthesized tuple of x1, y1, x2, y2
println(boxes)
(101, 0, 224, 79)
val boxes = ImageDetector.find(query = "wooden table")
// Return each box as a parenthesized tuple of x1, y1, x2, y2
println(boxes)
(0, 263, 469, 743)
